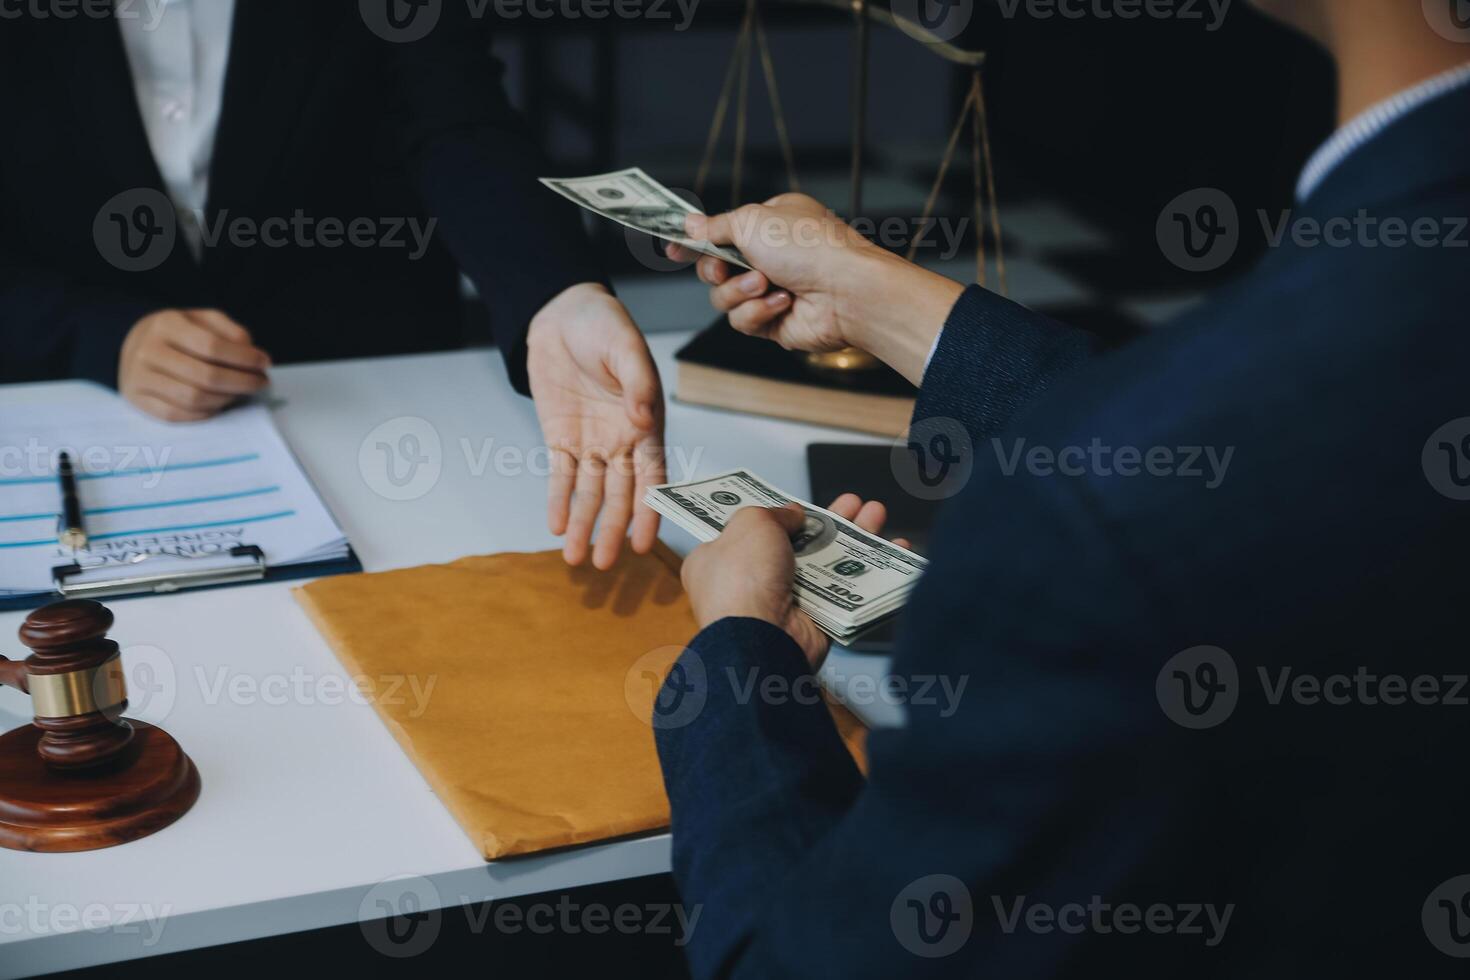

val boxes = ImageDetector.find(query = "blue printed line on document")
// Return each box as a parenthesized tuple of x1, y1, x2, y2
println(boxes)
(88, 485, 281, 515)
(0, 486, 281, 524)
(0, 511, 55, 525)
(0, 453, 260, 487)
(0, 510, 296, 549)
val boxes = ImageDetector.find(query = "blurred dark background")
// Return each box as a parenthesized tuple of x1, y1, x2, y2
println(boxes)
(486, 0, 1335, 341)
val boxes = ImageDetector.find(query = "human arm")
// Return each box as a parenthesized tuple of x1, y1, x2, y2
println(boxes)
(669, 194, 1100, 441)
(659, 468, 1172, 978)
(0, 210, 149, 386)
(379, 14, 664, 567)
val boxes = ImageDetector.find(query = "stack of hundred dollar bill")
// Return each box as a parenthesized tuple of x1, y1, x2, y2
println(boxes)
(645, 471, 928, 644)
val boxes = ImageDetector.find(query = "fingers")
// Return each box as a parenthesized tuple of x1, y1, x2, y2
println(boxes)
(826, 494, 888, 536)
(607, 332, 664, 560)
(530, 293, 669, 567)
(185, 309, 255, 346)
(709, 268, 795, 339)
(763, 192, 825, 212)
(684, 211, 710, 242)
(546, 449, 576, 536)
(725, 502, 801, 537)
(727, 293, 792, 337)
(853, 500, 888, 534)
(128, 391, 213, 424)
(592, 452, 635, 571)
(171, 313, 271, 372)
(152, 343, 270, 396)
(695, 255, 732, 286)
(766, 503, 808, 534)
(119, 309, 272, 423)
(686, 204, 763, 249)
(710, 270, 769, 313)
(562, 453, 606, 566)
(664, 245, 730, 284)
(138, 373, 236, 418)
(629, 440, 667, 555)
(614, 338, 662, 432)
(827, 493, 864, 521)
(629, 501, 661, 555)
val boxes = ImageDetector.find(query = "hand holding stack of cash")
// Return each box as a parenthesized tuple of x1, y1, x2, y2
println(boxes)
(645, 471, 928, 644)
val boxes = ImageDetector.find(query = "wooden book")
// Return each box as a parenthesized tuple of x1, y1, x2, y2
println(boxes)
(674, 319, 916, 437)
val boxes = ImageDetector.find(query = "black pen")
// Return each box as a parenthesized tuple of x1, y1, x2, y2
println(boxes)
(57, 452, 87, 552)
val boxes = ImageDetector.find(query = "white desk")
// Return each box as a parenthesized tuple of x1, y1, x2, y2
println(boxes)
(0, 331, 897, 977)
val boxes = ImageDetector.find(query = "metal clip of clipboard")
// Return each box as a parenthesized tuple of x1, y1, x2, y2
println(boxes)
(51, 545, 267, 600)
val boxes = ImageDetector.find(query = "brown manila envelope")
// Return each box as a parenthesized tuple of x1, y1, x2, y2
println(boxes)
(295, 544, 867, 859)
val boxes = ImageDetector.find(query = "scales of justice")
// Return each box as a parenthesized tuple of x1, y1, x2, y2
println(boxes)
(689, 0, 1006, 378)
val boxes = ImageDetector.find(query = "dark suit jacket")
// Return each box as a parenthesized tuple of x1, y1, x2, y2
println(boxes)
(656, 84, 1470, 977)
(0, 2, 600, 390)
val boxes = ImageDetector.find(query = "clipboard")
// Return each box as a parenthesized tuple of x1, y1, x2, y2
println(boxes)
(0, 546, 363, 612)
(0, 386, 363, 612)
(16, 544, 364, 607)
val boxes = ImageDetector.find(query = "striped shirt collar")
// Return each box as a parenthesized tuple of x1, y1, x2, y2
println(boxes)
(1296, 61, 1470, 204)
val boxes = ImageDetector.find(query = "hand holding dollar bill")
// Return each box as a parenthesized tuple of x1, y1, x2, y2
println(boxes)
(541, 168, 753, 271)
(645, 471, 927, 643)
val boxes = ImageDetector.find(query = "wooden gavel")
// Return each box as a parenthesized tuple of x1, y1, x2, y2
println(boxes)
(0, 599, 135, 770)
(0, 599, 200, 853)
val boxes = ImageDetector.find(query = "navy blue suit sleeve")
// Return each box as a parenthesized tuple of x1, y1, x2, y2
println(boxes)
(654, 617, 865, 978)
(914, 285, 1101, 441)
(382, 15, 607, 396)
(655, 466, 1177, 979)
(0, 239, 150, 387)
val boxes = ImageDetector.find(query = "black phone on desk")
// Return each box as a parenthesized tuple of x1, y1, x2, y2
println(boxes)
(806, 443, 943, 653)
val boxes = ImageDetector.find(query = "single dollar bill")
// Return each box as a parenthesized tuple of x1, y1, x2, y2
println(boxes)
(645, 470, 927, 640)
(540, 167, 752, 270)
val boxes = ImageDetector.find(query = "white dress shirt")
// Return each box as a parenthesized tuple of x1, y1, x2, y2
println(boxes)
(1296, 61, 1470, 203)
(115, 0, 237, 259)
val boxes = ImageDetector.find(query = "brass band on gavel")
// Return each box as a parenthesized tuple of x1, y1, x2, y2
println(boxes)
(28, 653, 127, 720)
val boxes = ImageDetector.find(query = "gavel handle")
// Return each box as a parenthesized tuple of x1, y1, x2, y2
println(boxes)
(0, 655, 27, 694)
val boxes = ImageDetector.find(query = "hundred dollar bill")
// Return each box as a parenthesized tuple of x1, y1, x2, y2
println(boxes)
(645, 471, 927, 638)
(540, 167, 752, 270)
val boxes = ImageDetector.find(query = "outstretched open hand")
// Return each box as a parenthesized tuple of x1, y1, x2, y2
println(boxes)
(527, 283, 666, 570)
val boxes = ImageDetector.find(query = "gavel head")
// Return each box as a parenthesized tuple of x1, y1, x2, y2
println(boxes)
(13, 600, 134, 771)
(0, 599, 199, 853)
